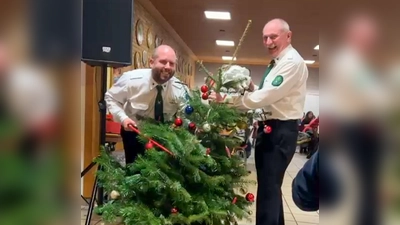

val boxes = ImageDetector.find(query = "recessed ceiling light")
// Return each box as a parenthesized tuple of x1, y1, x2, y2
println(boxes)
(222, 56, 236, 60)
(216, 40, 235, 46)
(304, 60, 315, 64)
(204, 11, 231, 20)
(314, 45, 319, 50)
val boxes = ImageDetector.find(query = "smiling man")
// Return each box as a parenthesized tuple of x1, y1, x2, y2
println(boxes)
(105, 44, 189, 165)
(209, 18, 309, 225)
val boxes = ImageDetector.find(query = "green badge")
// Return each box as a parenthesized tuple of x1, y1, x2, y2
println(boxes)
(272, 75, 284, 86)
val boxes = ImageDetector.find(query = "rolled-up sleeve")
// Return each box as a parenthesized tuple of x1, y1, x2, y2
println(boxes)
(231, 61, 302, 110)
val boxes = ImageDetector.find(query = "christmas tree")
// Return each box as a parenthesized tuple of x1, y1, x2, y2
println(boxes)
(94, 20, 255, 225)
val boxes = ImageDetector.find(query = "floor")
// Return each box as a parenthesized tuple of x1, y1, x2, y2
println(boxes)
(81, 148, 319, 225)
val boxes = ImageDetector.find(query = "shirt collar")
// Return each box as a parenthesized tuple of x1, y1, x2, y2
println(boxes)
(149, 75, 169, 90)
(273, 44, 293, 64)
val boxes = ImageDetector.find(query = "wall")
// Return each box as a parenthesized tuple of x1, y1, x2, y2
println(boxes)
(195, 63, 319, 116)
(112, 0, 196, 88)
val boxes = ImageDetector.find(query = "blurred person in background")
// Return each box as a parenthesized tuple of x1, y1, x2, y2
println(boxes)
(324, 11, 390, 225)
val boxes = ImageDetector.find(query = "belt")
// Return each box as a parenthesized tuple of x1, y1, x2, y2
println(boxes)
(258, 119, 298, 126)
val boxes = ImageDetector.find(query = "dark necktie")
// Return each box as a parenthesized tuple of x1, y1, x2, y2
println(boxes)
(258, 60, 276, 89)
(154, 85, 164, 122)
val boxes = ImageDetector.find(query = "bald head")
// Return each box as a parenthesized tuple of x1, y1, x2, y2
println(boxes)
(262, 18, 292, 58)
(150, 44, 177, 84)
(264, 18, 290, 33)
(152, 45, 176, 59)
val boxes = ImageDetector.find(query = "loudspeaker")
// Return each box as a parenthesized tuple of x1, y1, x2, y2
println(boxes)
(82, 0, 133, 67)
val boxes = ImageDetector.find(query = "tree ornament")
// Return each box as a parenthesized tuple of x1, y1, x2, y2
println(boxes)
(185, 105, 194, 115)
(245, 193, 255, 202)
(239, 187, 248, 195)
(145, 142, 154, 149)
(202, 123, 211, 132)
(236, 121, 248, 129)
(201, 92, 209, 100)
(188, 122, 196, 130)
(174, 117, 183, 126)
(206, 148, 211, 155)
(264, 125, 272, 134)
(171, 207, 178, 214)
(110, 190, 120, 200)
(200, 84, 209, 93)
(248, 210, 253, 215)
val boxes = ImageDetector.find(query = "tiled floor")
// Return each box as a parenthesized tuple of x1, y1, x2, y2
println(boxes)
(81, 148, 319, 225)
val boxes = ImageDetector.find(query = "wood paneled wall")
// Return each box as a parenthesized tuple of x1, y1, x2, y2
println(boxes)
(82, 0, 196, 197)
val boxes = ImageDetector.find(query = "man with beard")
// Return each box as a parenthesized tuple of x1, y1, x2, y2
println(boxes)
(209, 18, 308, 225)
(105, 45, 188, 165)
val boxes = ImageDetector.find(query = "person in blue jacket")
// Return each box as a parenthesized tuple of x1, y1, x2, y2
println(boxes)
(292, 150, 320, 211)
(292, 149, 341, 212)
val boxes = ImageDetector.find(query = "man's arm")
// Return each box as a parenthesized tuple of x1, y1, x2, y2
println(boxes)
(104, 74, 131, 123)
(230, 61, 303, 110)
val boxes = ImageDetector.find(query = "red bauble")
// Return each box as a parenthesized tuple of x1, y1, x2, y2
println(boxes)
(246, 193, 255, 202)
(201, 92, 209, 100)
(263, 125, 272, 134)
(174, 118, 183, 126)
(206, 148, 211, 155)
(145, 142, 154, 149)
(200, 85, 209, 93)
(188, 122, 196, 130)
(171, 207, 178, 214)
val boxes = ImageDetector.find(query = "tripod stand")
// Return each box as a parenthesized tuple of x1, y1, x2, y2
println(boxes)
(81, 64, 109, 225)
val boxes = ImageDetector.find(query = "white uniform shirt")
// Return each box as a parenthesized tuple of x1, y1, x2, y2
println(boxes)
(105, 68, 189, 124)
(230, 45, 308, 120)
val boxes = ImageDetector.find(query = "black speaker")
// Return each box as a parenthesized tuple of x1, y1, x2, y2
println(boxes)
(82, 0, 133, 67)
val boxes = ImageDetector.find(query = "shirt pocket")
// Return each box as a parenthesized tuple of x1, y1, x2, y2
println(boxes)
(130, 102, 149, 118)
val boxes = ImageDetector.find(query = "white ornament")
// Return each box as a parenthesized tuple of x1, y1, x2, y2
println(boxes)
(202, 123, 211, 132)
(110, 190, 120, 199)
(221, 65, 251, 92)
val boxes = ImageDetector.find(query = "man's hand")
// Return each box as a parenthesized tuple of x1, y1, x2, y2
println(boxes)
(122, 118, 137, 131)
(248, 80, 256, 92)
(208, 91, 224, 102)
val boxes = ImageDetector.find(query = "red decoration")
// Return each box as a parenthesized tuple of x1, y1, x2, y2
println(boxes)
(232, 197, 237, 204)
(200, 85, 209, 93)
(174, 117, 183, 126)
(246, 193, 255, 202)
(206, 148, 211, 155)
(202, 92, 209, 100)
(188, 122, 196, 130)
(145, 142, 154, 149)
(171, 207, 178, 214)
(263, 125, 272, 134)
(128, 124, 174, 155)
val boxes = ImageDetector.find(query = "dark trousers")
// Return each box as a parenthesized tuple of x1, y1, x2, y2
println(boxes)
(255, 120, 299, 225)
(120, 126, 145, 165)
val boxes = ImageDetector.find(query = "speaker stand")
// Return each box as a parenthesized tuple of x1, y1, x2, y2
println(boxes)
(82, 63, 108, 225)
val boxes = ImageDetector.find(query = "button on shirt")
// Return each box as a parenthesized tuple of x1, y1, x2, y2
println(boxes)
(230, 45, 308, 120)
(105, 69, 189, 124)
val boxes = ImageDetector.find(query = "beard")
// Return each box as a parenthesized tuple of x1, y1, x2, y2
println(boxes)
(152, 67, 174, 84)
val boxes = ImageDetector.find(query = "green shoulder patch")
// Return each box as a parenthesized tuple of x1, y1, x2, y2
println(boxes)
(272, 75, 284, 86)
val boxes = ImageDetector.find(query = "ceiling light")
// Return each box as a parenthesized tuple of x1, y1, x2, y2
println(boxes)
(204, 11, 231, 20)
(222, 56, 236, 61)
(304, 60, 315, 64)
(216, 40, 235, 46)
(314, 45, 319, 50)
